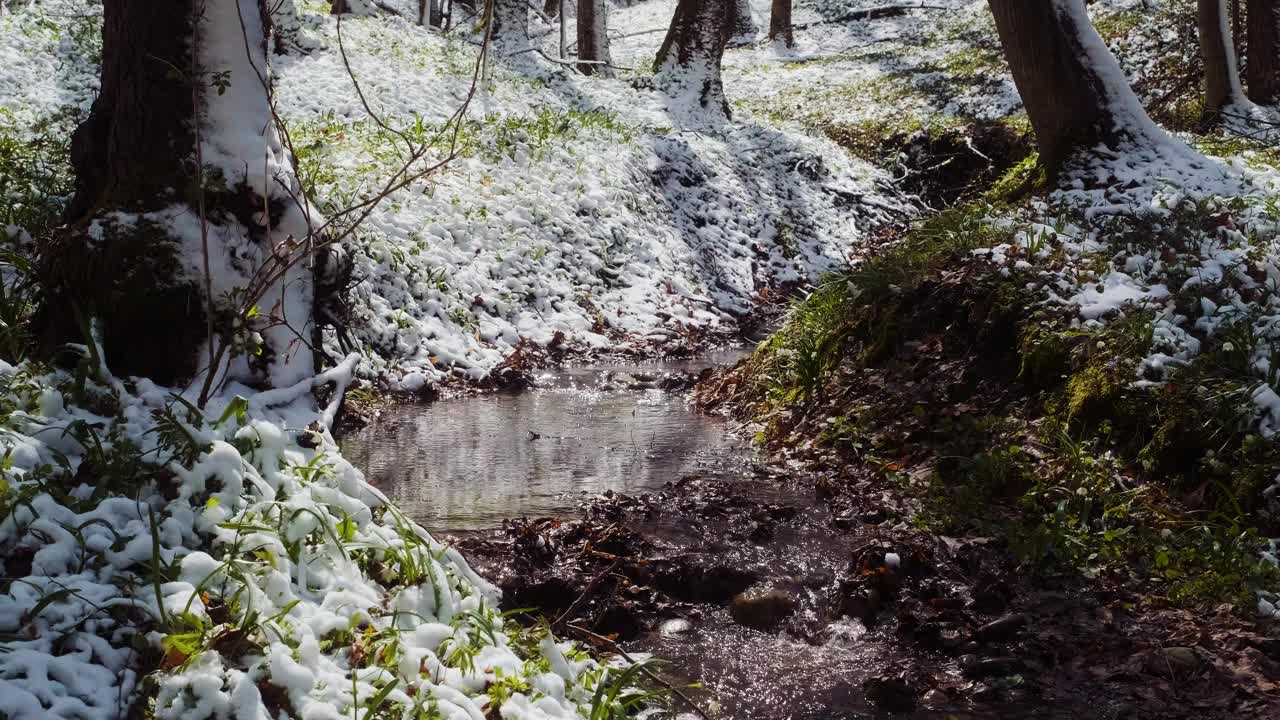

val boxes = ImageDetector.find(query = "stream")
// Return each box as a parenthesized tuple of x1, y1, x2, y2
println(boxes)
(339, 348, 752, 533)
(339, 352, 1077, 719)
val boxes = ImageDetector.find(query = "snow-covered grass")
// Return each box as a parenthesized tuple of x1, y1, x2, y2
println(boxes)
(265, 2, 910, 388)
(0, 0, 918, 715)
(0, 350, 642, 718)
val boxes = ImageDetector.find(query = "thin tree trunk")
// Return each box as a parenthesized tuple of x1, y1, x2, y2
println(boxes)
(1248, 0, 1280, 103)
(1234, 0, 1243, 56)
(654, 0, 735, 120)
(544, 0, 558, 17)
(988, 0, 1143, 171)
(769, 0, 793, 47)
(577, 0, 612, 76)
(1200, 0, 1245, 118)
(559, 0, 568, 58)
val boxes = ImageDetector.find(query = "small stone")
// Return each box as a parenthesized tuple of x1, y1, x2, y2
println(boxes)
(730, 589, 796, 632)
(1144, 646, 1202, 678)
(863, 676, 917, 713)
(921, 689, 949, 706)
(961, 655, 1024, 678)
(972, 613, 1028, 643)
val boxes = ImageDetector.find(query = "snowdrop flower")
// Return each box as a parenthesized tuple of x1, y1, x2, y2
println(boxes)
(1223, 342, 1236, 352)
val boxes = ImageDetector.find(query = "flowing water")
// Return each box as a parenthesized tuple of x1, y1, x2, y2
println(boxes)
(339, 348, 753, 533)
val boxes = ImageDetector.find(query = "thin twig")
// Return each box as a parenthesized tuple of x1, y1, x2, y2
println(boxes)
(566, 623, 714, 720)
(193, 0, 216, 408)
(552, 559, 618, 628)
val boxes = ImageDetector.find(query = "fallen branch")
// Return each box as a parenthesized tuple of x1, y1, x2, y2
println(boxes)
(552, 560, 619, 629)
(792, 2, 946, 30)
(372, 0, 403, 17)
(566, 623, 714, 720)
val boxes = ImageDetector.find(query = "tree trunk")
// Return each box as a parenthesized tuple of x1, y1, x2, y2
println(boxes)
(43, 0, 316, 389)
(1201, 0, 1245, 118)
(988, 0, 1162, 171)
(1248, 0, 1280, 103)
(544, 0, 559, 17)
(332, 0, 348, 13)
(731, 0, 757, 42)
(654, 0, 735, 121)
(577, 0, 612, 76)
(769, 0, 793, 47)
(492, 0, 529, 48)
(45, 0, 204, 384)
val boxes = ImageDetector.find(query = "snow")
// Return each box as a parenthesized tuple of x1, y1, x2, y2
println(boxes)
(193, 0, 317, 389)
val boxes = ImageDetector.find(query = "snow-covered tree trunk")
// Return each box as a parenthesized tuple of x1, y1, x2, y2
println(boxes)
(332, 0, 375, 14)
(271, 0, 312, 53)
(1248, 0, 1280, 103)
(769, 0, 793, 47)
(44, 0, 316, 390)
(654, 0, 735, 123)
(1200, 0, 1247, 119)
(988, 0, 1177, 171)
(731, 0, 757, 43)
(492, 0, 530, 50)
(577, 0, 612, 76)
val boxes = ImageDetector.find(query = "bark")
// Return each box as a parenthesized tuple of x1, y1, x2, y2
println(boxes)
(989, 0, 1134, 171)
(654, 0, 735, 120)
(1248, 0, 1280, 103)
(430, 0, 443, 26)
(44, 0, 203, 384)
(769, 0, 793, 47)
(332, 0, 348, 13)
(731, 0, 757, 41)
(1200, 0, 1244, 118)
(577, 0, 612, 76)
(544, 0, 559, 17)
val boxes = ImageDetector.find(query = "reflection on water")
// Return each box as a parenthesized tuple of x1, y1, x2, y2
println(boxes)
(340, 351, 751, 532)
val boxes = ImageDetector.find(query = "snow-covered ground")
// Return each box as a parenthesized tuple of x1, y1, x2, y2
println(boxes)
(265, 0, 917, 388)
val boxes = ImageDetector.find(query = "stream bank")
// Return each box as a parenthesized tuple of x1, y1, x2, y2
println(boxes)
(340, 339, 1279, 718)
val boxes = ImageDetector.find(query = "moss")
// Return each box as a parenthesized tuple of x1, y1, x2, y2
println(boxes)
(985, 151, 1050, 202)
(1091, 11, 1142, 43)
(35, 218, 204, 384)
(1018, 322, 1072, 391)
(940, 46, 1005, 80)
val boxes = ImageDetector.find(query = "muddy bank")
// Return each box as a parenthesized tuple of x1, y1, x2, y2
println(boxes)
(456, 464, 1279, 719)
